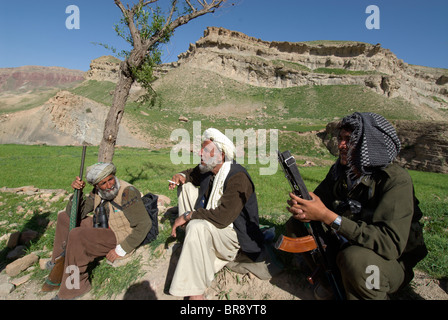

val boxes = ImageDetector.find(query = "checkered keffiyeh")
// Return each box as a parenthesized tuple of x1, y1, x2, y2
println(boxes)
(341, 112, 401, 178)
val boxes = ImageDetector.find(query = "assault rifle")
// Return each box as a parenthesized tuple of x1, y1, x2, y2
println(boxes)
(275, 150, 344, 300)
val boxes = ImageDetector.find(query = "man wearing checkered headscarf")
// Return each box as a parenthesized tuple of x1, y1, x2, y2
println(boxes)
(285, 112, 427, 300)
(339, 112, 401, 180)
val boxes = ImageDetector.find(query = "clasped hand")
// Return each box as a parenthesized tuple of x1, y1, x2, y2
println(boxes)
(286, 192, 336, 225)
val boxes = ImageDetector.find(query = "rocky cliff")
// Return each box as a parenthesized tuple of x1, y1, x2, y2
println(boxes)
(84, 55, 122, 83)
(0, 91, 149, 147)
(175, 27, 448, 111)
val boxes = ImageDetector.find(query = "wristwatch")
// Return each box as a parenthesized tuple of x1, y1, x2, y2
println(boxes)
(330, 215, 342, 231)
(183, 211, 191, 221)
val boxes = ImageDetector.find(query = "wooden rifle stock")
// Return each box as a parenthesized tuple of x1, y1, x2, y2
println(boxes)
(42, 146, 87, 292)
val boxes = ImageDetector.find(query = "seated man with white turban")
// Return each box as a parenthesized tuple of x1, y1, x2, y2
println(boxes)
(168, 128, 266, 300)
(46, 162, 151, 299)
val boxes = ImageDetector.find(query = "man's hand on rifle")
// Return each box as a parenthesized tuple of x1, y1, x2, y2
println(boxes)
(71, 176, 86, 190)
(287, 192, 338, 226)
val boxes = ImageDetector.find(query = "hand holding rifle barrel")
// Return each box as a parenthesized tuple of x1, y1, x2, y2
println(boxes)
(275, 150, 344, 300)
(41, 145, 87, 292)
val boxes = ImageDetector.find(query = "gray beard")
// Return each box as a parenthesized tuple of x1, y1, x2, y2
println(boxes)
(199, 154, 223, 173)
(199, 163, 212, 173)
(97, 178, 120, 200)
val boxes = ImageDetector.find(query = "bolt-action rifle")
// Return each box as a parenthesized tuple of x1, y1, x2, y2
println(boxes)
(42, 146, 87, 292)
(275, 150, 344, 300)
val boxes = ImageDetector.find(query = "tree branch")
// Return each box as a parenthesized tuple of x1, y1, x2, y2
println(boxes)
(185, 0, 196, 12)
(115, 0, 144, 52)
(142, 0, 158, 6)
(170, 0, 224, 30)
(164, 0, 178, 27)
(114, 0, 128, 15)
(142, 0, 224, 50)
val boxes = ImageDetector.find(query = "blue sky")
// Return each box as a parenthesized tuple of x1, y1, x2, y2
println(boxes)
(0, 0, 447, 71)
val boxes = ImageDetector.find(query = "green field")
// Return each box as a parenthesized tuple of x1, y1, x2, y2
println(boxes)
(0, 144, 447, 298)
(1, 61, 447, 298)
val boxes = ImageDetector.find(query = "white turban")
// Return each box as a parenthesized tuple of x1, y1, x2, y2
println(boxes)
(202, 128, 236, 161)
(85, 162, 116, 185)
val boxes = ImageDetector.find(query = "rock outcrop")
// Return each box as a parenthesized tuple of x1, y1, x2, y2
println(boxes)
(175, 27, 448, 111)
(81, 27, 448, 112)
(0, 91, 150, 147)
(84, 55, 122, 82)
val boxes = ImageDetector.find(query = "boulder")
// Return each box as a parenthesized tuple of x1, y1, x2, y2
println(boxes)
(5, 253, 39, 277)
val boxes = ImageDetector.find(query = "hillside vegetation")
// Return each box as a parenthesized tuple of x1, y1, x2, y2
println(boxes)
(68, 64, 436, 163)
(1, 26, 447, 299)
(0, 145, 447, 300)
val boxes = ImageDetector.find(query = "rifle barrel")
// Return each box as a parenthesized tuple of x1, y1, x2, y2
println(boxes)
(69, 146, 87, 231)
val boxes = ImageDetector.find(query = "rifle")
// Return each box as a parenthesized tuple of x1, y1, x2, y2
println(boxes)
(42, 145, 87, 292)
(275, 150, 344, 300)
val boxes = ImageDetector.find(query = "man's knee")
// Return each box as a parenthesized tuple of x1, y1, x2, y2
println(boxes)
(336, 245, 403, 299)
(337, 246, 373, 280)
(177, 182, 198, 198)
(57, 210, 70, 224)
(177, 182, 199, 214)
(67, 227, 85, 244)
(185, 220, 213, 237)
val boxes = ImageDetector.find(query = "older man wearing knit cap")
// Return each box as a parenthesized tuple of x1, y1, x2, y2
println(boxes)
(168, 128, 267, 300)
(47, 162, 151, 300)
(285, 112, 427, 300)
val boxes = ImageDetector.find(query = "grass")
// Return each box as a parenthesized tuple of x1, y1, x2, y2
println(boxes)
(1, 66, 447, 298)
(1, 144, 447, 299)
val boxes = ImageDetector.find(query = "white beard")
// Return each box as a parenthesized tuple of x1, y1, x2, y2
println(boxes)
(97, 178, 120, 200)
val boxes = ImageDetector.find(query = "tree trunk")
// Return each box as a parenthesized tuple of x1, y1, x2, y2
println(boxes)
(97, 0, 225, 163)
(97, 61, 134, 162)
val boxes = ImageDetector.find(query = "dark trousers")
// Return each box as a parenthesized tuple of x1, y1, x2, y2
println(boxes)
(285, 217, 406, 300)
(51, 211, 116, 299)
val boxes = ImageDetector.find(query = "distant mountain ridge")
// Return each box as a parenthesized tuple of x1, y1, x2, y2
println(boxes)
(0, 65, 84, 92)
(1, 27, 447, 173)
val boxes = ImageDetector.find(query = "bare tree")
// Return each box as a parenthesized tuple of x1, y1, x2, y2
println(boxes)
(98, 0, 226, 162)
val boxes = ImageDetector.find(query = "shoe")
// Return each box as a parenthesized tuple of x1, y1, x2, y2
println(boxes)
(314, 282, 334, 300)
(45, 260, 55, 271)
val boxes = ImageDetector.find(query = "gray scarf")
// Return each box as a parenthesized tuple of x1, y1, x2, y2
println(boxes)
(341, 112, 401, 179)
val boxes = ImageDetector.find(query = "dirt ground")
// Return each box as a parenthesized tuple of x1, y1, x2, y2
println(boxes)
(3, 238, 447, 301)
